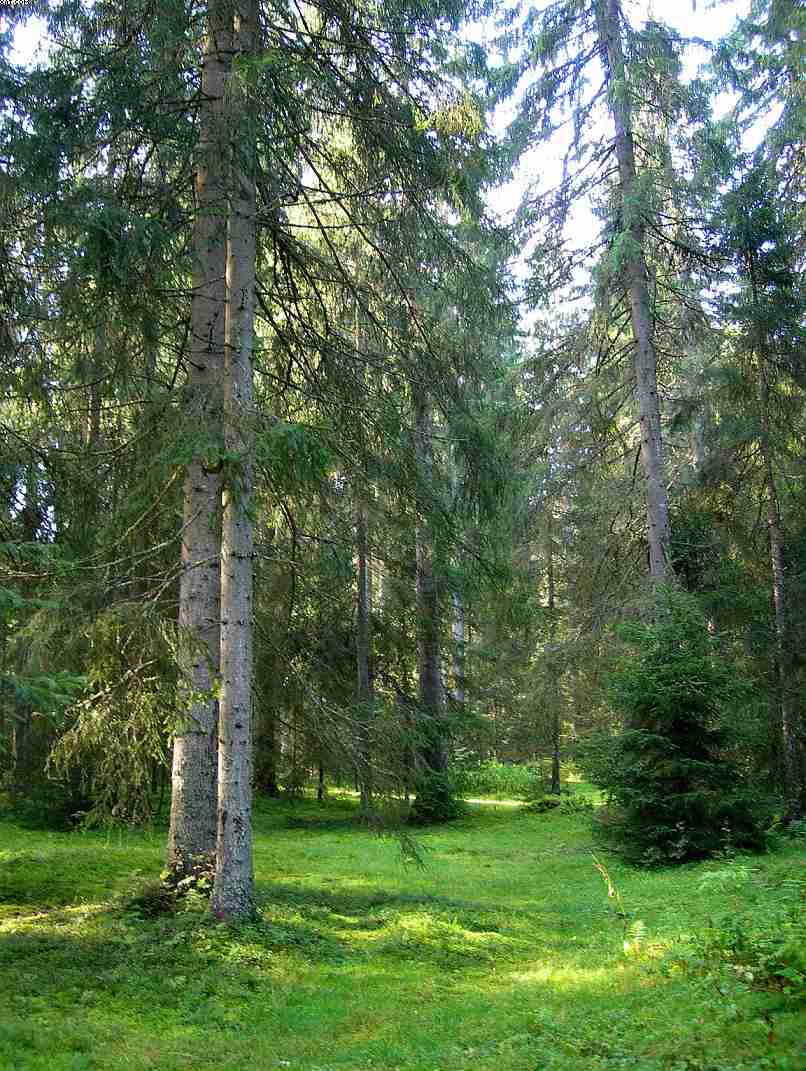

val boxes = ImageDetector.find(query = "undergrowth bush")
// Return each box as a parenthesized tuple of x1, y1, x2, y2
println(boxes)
(597, 589, 770, 865)
(524, 794, 596, 817)
(668, 862, 806, 1002)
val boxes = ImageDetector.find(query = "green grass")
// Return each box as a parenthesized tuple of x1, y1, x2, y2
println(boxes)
(1, 793, 804, 1071)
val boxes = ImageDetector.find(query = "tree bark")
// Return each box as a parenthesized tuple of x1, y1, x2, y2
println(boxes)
(449, 445, 466, 707)
(547, 510, 561, 795)
(167, 0, 231, 878)
(411, 382, 454, 820)
(758, 358, 802, 821)
(212, 0, 258, 920)
(596, 0, 672, 584)
(355, 489, 374, 812)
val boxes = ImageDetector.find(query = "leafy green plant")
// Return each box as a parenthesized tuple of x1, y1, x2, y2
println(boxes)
(522, 794, 562, 814)
(453, 760, 546, 800)
(596, 589, 770, 864)
(693, 868, 806, 1001)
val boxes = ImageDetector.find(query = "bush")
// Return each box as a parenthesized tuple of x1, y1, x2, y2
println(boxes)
(596, 589, 770, 865)
(409, 772, 465, 824)
(691, 865, 806, 1000)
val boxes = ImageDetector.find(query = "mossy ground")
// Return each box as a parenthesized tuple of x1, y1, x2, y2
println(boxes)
(1, 790, 804, 1070)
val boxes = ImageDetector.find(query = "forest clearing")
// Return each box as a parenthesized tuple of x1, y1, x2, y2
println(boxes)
(2, 0, 806, 1064)
(1, 788, 805, 1071)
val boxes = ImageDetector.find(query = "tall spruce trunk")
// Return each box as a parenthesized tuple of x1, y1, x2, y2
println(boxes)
(212, 0, 258, 919)
(411, 382, 453, 821)
(167, 0, 231, 878)
(596, 0, 671, 583)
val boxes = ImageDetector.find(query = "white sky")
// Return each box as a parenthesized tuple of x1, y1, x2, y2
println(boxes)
(486, 0, 753, 222)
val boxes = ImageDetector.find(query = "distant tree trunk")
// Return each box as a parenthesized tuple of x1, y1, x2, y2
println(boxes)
(758, 356, 802, 821)
(596, 0, 671, 584)
(11, 467, 42, 793)
(411, 383, 454, 821)
(449, 446, 466, 707)
(212, 0, 258, 920)
(355, 488, 374, 812)
(255, 703, 281, 797)
(547, 511, 561, 795)
(167, 0, 231, 879)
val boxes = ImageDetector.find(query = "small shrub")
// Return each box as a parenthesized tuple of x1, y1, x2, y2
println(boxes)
(523, 794, 562, 815)
(125, 881, 177, 919)
(596, 589, 770, 864)
(409, 772, 464, 824)
(557, 794, 595, 815)
(693, 870, 806, 1000)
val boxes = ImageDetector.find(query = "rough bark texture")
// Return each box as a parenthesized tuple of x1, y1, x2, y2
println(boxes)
(211, 0, 258, 920)
(167, 0, 231, 878)
(596, 0, 671, 584)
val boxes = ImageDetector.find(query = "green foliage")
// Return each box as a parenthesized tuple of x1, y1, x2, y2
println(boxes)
(523, 793, 595, 816)
(257, 421, 334, 496)
(48, 606, 176, 826)
(682, 862, 806, 1003)
(598, 589, 770, 864)
(453, 759, 545, 800)
(124, 881, 178, 920)
(408, 771, 465, 824)
(0, 670, 85, 726)
(522, 793, 562, 814)
(571, 730, 622, 790)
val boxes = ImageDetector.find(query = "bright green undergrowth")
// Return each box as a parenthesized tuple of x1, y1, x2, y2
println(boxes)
(0, 793, 804, 1071)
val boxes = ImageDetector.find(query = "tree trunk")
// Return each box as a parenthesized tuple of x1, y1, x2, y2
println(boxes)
(596, 0, 671, 584)
(212, 0, 258, 920)
(167, 0, 231, 879)
(758, 360, 802, 821)
(355, 489, 374, 812)
(547, 511, 561, 795)
(449, 445, 466, 706)
(255, 702, 282, 797)
(411, 383, 454, 821)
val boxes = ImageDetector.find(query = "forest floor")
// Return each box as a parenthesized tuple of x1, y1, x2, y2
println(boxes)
(0, 789, 805, 1071)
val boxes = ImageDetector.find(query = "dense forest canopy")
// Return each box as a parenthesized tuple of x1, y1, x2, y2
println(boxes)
(1, 0, 804, 914)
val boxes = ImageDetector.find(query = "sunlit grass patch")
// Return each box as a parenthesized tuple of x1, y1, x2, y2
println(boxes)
(1, 795, 805, 1070)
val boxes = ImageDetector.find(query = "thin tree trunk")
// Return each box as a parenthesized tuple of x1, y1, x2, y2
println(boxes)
(596, 0, 671, 583)
(212, 0, 258, 920)
(255, 700, 282, 797)
(758, 360, 802, 821)
(167, 0, 231, 879)
(449, 445, 466, 706)
(411, 382, 453, 820)
(355, 489, 374, 812)
(11, 467, 41, 793)
(547, 511, 561, 795)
